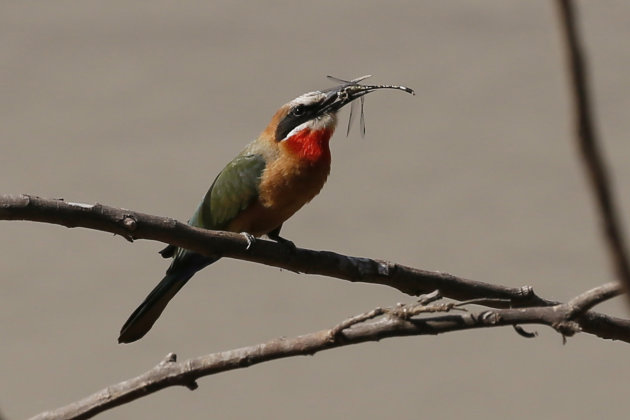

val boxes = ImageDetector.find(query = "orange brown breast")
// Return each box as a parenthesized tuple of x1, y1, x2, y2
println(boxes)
(226, 128, 333, 236)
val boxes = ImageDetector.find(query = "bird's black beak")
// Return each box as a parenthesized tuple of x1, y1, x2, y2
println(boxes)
(318, 79, 415, 115)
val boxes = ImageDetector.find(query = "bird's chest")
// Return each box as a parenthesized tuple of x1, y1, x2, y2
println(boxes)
(225, 129, 332, 235)
(259, 156, 331, 214)
(225, 156, 330, 236)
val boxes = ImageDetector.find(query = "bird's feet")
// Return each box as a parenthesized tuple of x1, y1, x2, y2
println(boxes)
(267, 232, 297, 253)
(240, 232, 256, 250)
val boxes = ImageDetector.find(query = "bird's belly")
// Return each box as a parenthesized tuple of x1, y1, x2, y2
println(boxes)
(225, 200, 299, 236)
(226, 160, 330, 236)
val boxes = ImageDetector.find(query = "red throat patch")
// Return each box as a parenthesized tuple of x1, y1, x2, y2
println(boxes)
(284, 128, 333, 164)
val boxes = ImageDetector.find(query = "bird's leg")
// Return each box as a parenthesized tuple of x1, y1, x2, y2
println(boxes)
(240, 232, 256, 250)
(267, 225, 296, 252)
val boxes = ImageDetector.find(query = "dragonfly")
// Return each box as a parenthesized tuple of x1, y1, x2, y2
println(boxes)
(326, 75, 414, 137)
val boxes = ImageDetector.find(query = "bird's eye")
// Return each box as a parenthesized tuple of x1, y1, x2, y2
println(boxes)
(292, 105, 305, 117)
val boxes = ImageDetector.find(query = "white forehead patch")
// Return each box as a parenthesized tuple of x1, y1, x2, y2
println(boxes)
(287, 90, 326, 107)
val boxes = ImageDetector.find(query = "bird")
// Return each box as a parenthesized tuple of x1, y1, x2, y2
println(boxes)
(118, 76, 414, 343)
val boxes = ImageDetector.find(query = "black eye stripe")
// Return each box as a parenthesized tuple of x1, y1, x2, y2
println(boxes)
(292, 104, 305, 116)
(275, 104, 316, 142)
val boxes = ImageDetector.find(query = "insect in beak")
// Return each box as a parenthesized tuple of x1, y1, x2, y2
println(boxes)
(326, 75, 415, 137)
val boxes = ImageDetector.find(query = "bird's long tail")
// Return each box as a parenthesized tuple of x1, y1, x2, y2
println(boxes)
(118, 252, 218, 343)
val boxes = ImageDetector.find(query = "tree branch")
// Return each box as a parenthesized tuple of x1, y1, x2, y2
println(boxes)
(565, 281, 622, 318)
(0, 194, 545, 304)
(29, 283, 623, 420)
(2, 193, 630, 343)
(556, 0, 630, 294)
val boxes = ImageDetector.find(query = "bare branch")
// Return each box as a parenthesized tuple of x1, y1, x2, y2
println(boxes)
(565, 281, 623, 318)
(1, 194, 630, 343)
(29, 284, 625, 420)
(0, 194, 546, 304)
(556, 0, 630, 295)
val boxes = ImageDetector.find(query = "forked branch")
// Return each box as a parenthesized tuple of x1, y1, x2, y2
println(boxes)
(2, 194, 629, 343)
(556, 0, 630, 294)
(29, 283, 623, 420)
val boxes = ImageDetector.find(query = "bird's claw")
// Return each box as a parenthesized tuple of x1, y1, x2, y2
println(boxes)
(241, 232, 256, 250)
(267, 232, 297, 253)
(273, 236, 296, 253)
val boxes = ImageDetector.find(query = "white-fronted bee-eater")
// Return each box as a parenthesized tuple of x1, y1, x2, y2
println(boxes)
(118, 76, 414, 343)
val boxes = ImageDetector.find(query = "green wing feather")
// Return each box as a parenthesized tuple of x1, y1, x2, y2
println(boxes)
(118, 152, 267, 343)
(160, 152, 267, 261)
(190, 153, 266, 230)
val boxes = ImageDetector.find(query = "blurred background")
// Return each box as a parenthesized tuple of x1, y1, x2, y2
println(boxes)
(2, 1, 630, 419)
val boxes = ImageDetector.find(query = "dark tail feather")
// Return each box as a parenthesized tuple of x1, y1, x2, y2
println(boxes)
(118, 254, 217, 343)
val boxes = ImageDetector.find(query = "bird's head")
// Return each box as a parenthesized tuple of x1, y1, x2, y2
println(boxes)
(261, 76, 414, 162)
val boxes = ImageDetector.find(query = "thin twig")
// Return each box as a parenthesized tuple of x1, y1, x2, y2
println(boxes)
(556, 0, 630, 294)
(1, 194, 629, 342)
(29, 283, 625, 420)
(565, 281, 622, 319)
